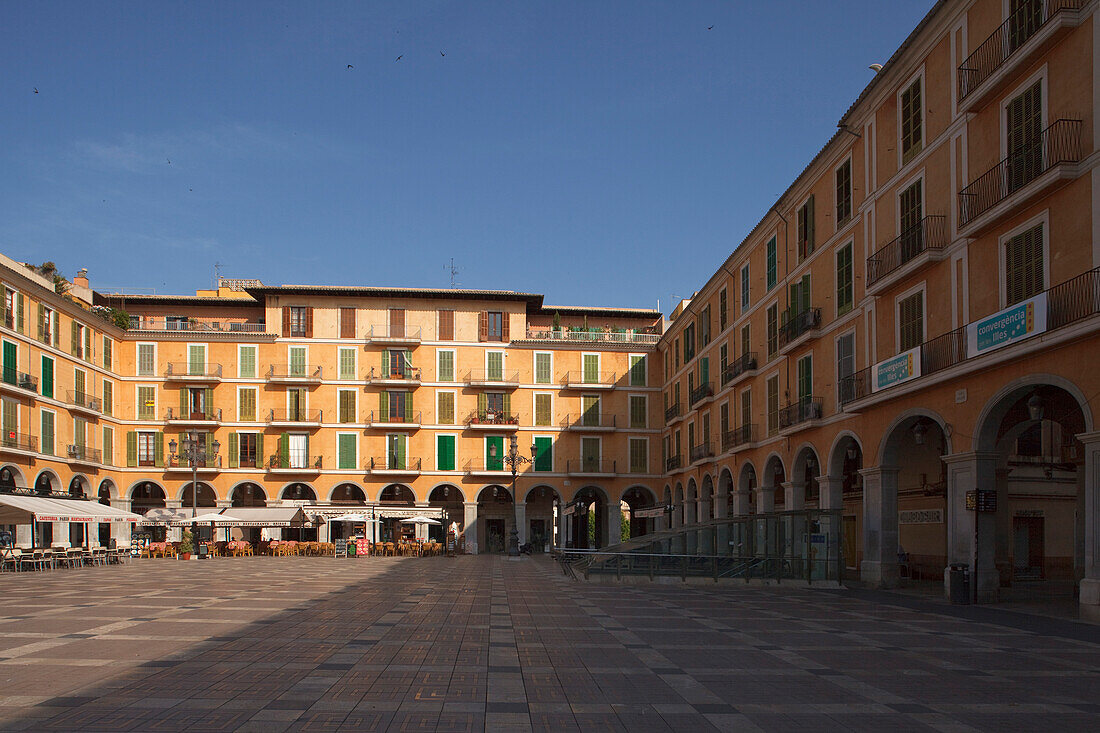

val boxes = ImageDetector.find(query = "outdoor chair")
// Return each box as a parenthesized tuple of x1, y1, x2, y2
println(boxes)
(68, 548, 87, 567)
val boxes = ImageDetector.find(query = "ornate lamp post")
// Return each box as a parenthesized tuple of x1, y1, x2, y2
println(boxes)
(489, 435, 537, 556)
(169, 432, 220, 550)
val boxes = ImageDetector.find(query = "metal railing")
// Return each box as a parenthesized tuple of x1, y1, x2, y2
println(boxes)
(2, 368, 37, 393)
(164, 362, 223, 379)
(840, 267, 1100, 404)
(66, 444, 102, 463)
(370, 456, 420, 472)
(560, 370, 617, 385)
(462, 458, 509, 474)
(665, 454, 682, 472)
(665, 402, 681, 423)
(523, 328, 661, 345)
(958, 0, 1081, 100)
(269, 454, 322, 470)
(567, 458, 617, 474)
(465, 410, 520, 426)
(689, 442, 714, 462)
(167, 453, 221, 469)
(722, 353, 757, 385)
(266, 408, 323, 423)
(779, 308, 821, 348)
(367, 365, 422, 381)
(368, 324, 422, 340)
(779, 398, 823, 429)
(164, 407, 222, 421)
(867, 216, 947, 287)
(66, 390, 102, 413)
(128, 317, 267, 333)
(0, 432, 37, 452)
(959, 119, 1082, 226)
(561, 413, 617, 430)
(722, 424, 757, 452)
(689, 381, 713, 406)
(266, 364, 323, 380)
(368, 409, 421, 424)
(463, 369, 521, 384)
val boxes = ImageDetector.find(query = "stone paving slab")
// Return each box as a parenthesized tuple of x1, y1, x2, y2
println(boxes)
(0, 555, 1097, 731)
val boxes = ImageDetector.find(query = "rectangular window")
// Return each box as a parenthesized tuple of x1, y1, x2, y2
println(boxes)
(338, 347, 356, 380)
(102, 379, 113, 417)
(741, 325, 750, 358)
(836, 159, 852, 225)
(582, 353, 599, 383)
(720, 402, 729, 436)
(766, 237, 778, 290)
(388, 308, 406, 338)
(719, 288, 728, 332)
(339, 307, 356, 339)
(629, 395, 647, 428)
(487, 311, 503, 341)
(238, 433, 257, 468)
(740, 264, 750, 308)
(534, 436, 552, 472)
(788, 274, 811, 317)
(41, 410, 54, 455)
(239, 387, 257, 422)
(741, 389, 752, 432)
(73, 417, 87, 448)
(387, 434, 406, 470)
(137, 432, 156, 466)
(436, 391, 455, 424)
(534, 393, 551, 426)
(438, 310, 455, 341)
(901, 77, 922, 164)
(580, 437, 600, 470)
(387, 391, 410, 423)
(629, 439, 647, 474)
(699, 306, 711, 346)
(1005, 223, 1044, 305)
(337, 433, 357, 470)
(836, 242, 854, 315)
(674, 338, 680, 370)
(1006, 80, 1043, 193)
(796, 196, 815, 261)
(487, 351, 504, 381)
(102, 336, 113, 370)
(138, 386, 155, 420)
(767, 376, 779, 437)
(683, 324, 695, 362)
(534, 352, 551, 384)
(238, 345, 256, 379)
(898, 291, 924, 351)
(40, 355, 53, 399)
(837, 332, 856, 404)
(102, 426, 113, 466)
(137, 344, 155, 376)
(719, 343, 728, 378)
(338, 389, 356, 423)
(436, 434, 455, 471)
(581, 395, 600, 427)
(3, 288, 17, 331)
(287, 388, 305, 420)
(629, 354, 646, 386)
(288, 346, 306, 377)
(766, 304, 778, 360)
(187, 344, 205, 375)
(900, 179, 922, 238)
(74, 368, 86, 402)
(437, 350, 455, 382)
(287, 306, 310, 337)
(39, 305, 56, 345)
(485, 435, 504, 471)
(797, 355, 813, 402)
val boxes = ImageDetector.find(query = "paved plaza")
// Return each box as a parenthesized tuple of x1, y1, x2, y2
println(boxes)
(0, 556, 1097, 732)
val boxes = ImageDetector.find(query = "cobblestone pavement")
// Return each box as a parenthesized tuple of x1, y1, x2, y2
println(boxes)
(0, 554, 1097, 732)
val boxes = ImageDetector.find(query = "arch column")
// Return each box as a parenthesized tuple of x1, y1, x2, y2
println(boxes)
(463, 502, 478, 554)
(756, 485, 775, 514)
(603, 500, 618, 549)
(818, 476, 843, 510)
(115, 498, 133, 544)
(783, 481, 803, 511)
(715, 484, 729, 556)
(860, 466, 900, 588)
(732, 489, 752, 516)
(515, 501, 527, 546)
(1076, 432, 1100, 621)
(684, 499, 697, 553)
(942, 451, 999, 602)
(166, 499, 182, 542)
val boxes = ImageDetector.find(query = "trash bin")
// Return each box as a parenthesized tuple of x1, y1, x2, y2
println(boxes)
(948, 563, 970, 604)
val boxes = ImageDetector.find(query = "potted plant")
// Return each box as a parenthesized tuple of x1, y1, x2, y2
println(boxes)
(178, 530, 193, 561)
(552, 311, 562, 336)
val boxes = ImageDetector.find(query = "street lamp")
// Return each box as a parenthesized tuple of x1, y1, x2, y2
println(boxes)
(489, 435, 537, 556)
(169, 432, 220, 550)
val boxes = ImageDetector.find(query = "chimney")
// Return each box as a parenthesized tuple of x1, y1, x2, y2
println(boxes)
(74, 268, 89, 289)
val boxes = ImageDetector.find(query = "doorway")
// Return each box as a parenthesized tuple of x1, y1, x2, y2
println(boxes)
(485, 519, 506, 553)
(1013, 516, 1045, 580)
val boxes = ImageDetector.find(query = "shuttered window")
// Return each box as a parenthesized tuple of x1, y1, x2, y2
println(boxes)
(1006, 81, 1042, 193)
(338, 347, 356, 380)
(581, 395, 600, 426)
(719, 288, 728, 331)
(102, 426, 113, 466)
(339, 307, 356, 339)
(629, 355, 645, 386)
(797, 355, 813, 402)
(138, 386, 155, 420)
(629, 439, 647, 473)
(102, 337, 113, 370)
(720, 402, 729, 436)
(40, 356, 53, 399)
(487, 351, 504, 381)
(836, 159, 852, 225)
(238, 346, 256, 379)
(898, 291, 924, 351)
(437, 392, 455, 425)
(741, 389, 752, 432)
(534, 393, 551, 426)
(436, 434, 455, 471)
(719, 343, 728, 378)
(741, 265, 750, 308)
(41, 410, 54, 455)
(767, 376, 779, 437)
(837, 333, 856, 404)
(239, 387, 257, 422)
(187, 345, 205, 375)
(901, 77, 922, 164)
(102, 379, 113, 417)
(766, 237, 778, 290)
(629, 395, 646, 428)
(582, 354, 599, 383)
(699, 305, 711, 346)
(534, 353, 551, 384)
(337, 433, 357, 470)
(796, 195, 815, 261)
(73, 417, 87, 448)
(766, 304, 778, 360)
(580, 437, 600, 468)
(288, 347, 306, 377)
(1005, 223, 1044, 305)
(900, 179, 922, 235)
(741, 325, 750, 358)
(437, 350, 455, 382)
(836, 242, 854, 314)
(438, 310, 455, 340)
(137, 344, 155, 376)
(338, 389, 356, 423)
(534, 437, 552, 471)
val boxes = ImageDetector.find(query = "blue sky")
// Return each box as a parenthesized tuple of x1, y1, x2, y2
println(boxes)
(2, 1, 933, 312)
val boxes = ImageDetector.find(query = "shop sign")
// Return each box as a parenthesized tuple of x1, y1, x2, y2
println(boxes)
(562, 504, 576, 516)
(872, 347, 921, 392)
(634, 506, 670, 519)
(899, 509, 943, 524)
(375, 508, 443, 519)
(965, 489, 997, 513)
(966, 292, 1047, 357)
(1015, 509, 1044, 518)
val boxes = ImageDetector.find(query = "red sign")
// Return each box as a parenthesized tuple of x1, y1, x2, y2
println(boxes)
(356, 538, 370, 556)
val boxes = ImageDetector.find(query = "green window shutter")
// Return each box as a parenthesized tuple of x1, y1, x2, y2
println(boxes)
(486, 436, 503, 470)
(240, 346, 256, 378)
(438, 392, 454, 424)
(41, 357, 53, 399)
(766, 238, 777, 290)
(582, 354, 598, 383)
(630, 355, 645, 386)
(798, 356, 812, 401)
(102, 379, 112, 416)
(70, 321, 78, 355)
(477, 392, 487, 417)
(535, 394, 550, 426)
(582, 395, 599, 426)
(338, 434, 355, 470)
(806, 194, 815, 254)
(127, 428, 138, 465)
(256, 432, 264, 465)
(437, 435, 455, 471)
(289, 347, 306, 376)
(41, 412, 54, 455)
(438, 351, 454, 381)
(1, 342, 13, 385)
(188, 345, 203, 374)
(74, 369, 85, 397)
(379, 391, 388, 421)
(37, 304, 45, 342)
(179, 388, 188, 417)
(204, 388, 214, 419)
(501, 393, 510, 418)
(84, 328, 91, 362)
(630, 396, 646, 428)
(279, 433, 289, 467)
(487, 352, 503, 381)
(535, 353, 551, 384)
(103, 337, 112, 370)
(205, 432, 214, 462)
(700, 357, 709, 385)
(102, 427, 113, 466)
(395, 435, 406, 467)
(154, 432, 164, 467)
(381, 349, 389, 374)
(405, 392, 413, 422)
(15, 293, 23, 334)
(228, 432, 239, 468)
(534, 436, 552, 471)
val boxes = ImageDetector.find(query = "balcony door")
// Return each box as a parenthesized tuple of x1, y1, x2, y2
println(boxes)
(188, 388, 206, 420)
(1006, 81, 1042, 194)
(899, 180, 923, 260)
(2, 341, 15, 385)
(389, 308, 405, 338)
(486, 436, 504, 471)
(288, 434, 307, 469)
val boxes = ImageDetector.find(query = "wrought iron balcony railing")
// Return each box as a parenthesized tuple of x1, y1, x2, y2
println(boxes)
(66, 390, 102, 413)
(522, 328, 661, 345)
(779, 398, 823, 429)
(959, 119, 1082, 226)
(665, 454, 682, 472)
(722, 424, 757, 451)
(778, 308, 821, 349)
(367, 365, 422, 381)
(266, 408, 323, 423)
(164, 407, 222, 422)
(369, 456, 421, 472)
(66, 444, 102, 463)
(561, 414, 617, 430)
(689, 381, 713, 407)
(127, 317, 267, 333)
(368, 324, 422, 341)
(266, 364, 323, 380)
(721, 353, 757, 385)
(1, 368, 38, 393)
(465, 410, 520, 427)
(268, 454, 323, 470)
(164, 362, 223, 379)
(463, 369, 521, 385)
(167, 453, 221, 469)
(367, 409, 421, 424)
(560, 370, 618, 386)
(664, 402, 681, 423)
(866, 216, 947, 288)
(0, 432, 37, 453)
(689, 442, 714, 462)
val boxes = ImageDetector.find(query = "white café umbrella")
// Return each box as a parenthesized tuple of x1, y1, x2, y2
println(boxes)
(174, 512, 243, 526)
(328, 513, 369, 523)
(400, 515, 442, 525)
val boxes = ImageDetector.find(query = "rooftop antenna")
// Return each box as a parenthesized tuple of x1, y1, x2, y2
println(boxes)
(214, 262, 222, 288)
(444, 258, 459, 288)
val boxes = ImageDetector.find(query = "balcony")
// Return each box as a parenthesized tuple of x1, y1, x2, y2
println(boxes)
(268, 454, 323, 473)
(519, 327, 661, 346)
(0, 432, 37, 455)
(366, 410, 421, 430)
(463, 369, 521, 388)
(66, 444, 102, 465)
(721, 353, 757, 388)
(163, 362, 223, 383)
(266, 408, 323, 428)
(841, 267, 1100, 409)
(0, 368, 37, 396)
(560, 370, 617, 390)
(465, 410, 520, 430)
(779, 398, 823, 433)
(958, 0, 1084, 112)
(266, 364, 323, 384)
(689, 442, 715, 464)
(127, 316, 268, 334)
(164, 407, 222, 426)
(689, 381, 714, 407)
(462, 459, 512, 477)
(365, 366, 422, 386)
(561, 414, 617, 432)
(566, 458, 617, 477)
(165, 454, 222, 473)
(369, 456, 421, 476)
(665, 454, 683, 472)
(866, 216, 948, 295)
(722, 424, 758, 452)
(366, 324, 422, 345)
(65, 390, 102, 417)
(779, 308, 822, 354)
(664, 402, 681, 424)
(958, 119, 1082, 235)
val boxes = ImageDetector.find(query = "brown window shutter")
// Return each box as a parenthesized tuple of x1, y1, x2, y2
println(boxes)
(478, 311, 488, 342)
(438, 310, 454, 341)
(305, 307, 314, 338)
(501, 312, 510, 341)
(340, 308, 355, 339)
(282, 307, 291, 335)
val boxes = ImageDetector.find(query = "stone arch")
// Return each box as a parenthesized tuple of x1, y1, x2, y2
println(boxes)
(68, 474, 90, 497)
(621, 485, 658, 539)
(180, 481, 218, 507)
(761, 453, 786, 512)
(791, 443, 821, 508)
(33, 469, 61, 494)
(568, 485, 612, 550)
(428, 481, 468, 503)
(524, 484, 561, 552)
(129, 481, 166, 517)
(974, 374, 1093, 452)
(718, 466, 734, 515)
(0, 464, 25, 490)
(827, 430, 866, 478)
(877, 408, 953, 467)
(377, 483, 414, 504)
(230, 481, 268, 507)
(700, 473, 715, 521)
(96, 478, 118, 502)
(280, 483, 317, 502)
(328, 482, 365, 504)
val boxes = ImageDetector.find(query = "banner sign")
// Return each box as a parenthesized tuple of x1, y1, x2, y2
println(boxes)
(899, 509, 943, 524)
(966, 292, 1047, 357)
(872, 347, 921, 393)
(634, 506, 670, 519)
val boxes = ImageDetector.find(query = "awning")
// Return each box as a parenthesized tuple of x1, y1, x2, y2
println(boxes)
(210, 506, 309, 527)
(0, 494, 141, 524)
(137, 508, 193, 526)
